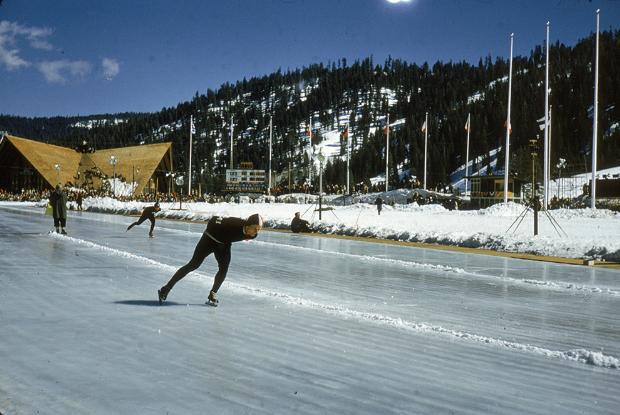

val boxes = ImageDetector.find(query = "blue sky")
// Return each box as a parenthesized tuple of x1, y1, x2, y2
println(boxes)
(1, 0, 619, 117)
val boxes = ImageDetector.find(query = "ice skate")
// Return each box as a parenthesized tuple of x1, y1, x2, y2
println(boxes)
(158, 286, 169, 305)
(206, 290, 219, 307)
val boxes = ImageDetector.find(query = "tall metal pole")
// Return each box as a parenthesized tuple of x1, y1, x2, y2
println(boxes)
(465, 113, 471, 195)
(230, 115, 234, 169)
(591, 9, 600, 209)
(109, 156, 117, 198)
(548, 105, 552, 203)
(423, 111, 428, 190)
(346, 123, 350, 195)
(319, 159, 323, 220)
(268, 115, 272, 195)
(528, 137, 539, 236)
(188, 115, 193, 196)
(308, 115, 313, 187)
(385, 113, 389, 192)
(54, 164, 61, 186)
(504, 33, 514, 203)
(543, 22, 550, 210)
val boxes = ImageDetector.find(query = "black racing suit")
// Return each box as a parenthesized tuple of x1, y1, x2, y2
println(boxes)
(164, 216, 256, 293)
(127, 206, 158, 235)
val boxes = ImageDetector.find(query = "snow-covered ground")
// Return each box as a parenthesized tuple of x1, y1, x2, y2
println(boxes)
(1, 204, 619, 414)
(7, 190, 618, 261)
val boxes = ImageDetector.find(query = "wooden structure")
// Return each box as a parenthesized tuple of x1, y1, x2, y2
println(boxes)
(0, 134, 173, 196)
(466, 174, 524, 208)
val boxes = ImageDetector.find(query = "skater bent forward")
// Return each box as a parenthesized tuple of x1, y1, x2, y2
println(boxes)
(127, 202, 161, 237)
(158, 214, 264, 306)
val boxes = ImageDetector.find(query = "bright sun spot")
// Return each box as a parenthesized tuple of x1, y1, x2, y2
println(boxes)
(386, 0, 412, 4)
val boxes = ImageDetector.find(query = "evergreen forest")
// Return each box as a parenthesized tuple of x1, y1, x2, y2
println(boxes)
(1, 31, 619, 193)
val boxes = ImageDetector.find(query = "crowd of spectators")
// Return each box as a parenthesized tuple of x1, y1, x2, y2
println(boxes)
(0, 188, 48, 202)
(269, 177, 424, 197)
(3, 182, 609, 212)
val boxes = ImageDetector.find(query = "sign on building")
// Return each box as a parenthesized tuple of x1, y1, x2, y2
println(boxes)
(225, 167, 266, 193)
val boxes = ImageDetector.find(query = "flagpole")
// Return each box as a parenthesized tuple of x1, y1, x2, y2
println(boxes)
(268, 115, 272, 195)
(308, 115, 312, 187)
(465, 113, 471, 196)
(548, 105, 552, 203)
(346, 123, 350, 195)
(188, 115, 193, 196)
(591, 9, 600, 209)
(543, 22, 550, 210)
(230, 115, 234, 169)
(424, 111, 428, 190)
(386, 113, 389, 193)
(504, 33, 514, 204)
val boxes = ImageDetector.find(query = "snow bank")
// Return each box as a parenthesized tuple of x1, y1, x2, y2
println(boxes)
(20, 196, 618, 262)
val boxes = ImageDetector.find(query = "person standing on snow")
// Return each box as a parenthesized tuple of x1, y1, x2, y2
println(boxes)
(49, 184, 68, 234)
(375, 197, 383, 215)
(126, 202, 161, 237)
(157, 213, 264, 306)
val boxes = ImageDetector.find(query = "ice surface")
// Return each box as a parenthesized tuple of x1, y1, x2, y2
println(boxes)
(1, 205, 619, 414)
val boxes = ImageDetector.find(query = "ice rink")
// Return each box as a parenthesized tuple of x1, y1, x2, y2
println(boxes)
(1, 205, 619, 414)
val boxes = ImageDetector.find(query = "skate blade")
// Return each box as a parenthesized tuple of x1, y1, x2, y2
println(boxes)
(205, 300, 218, 307)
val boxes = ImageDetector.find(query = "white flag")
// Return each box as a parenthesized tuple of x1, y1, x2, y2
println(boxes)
(464, 117, 470, 131)
(421, 120, 427, 133)
(190, 119, 196, 134)
(537, 115, 545, 131)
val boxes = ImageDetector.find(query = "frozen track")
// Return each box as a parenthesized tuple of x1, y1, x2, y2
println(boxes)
(1, 206, 619, 414)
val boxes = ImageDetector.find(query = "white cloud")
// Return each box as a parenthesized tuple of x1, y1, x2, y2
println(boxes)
(0, 20, 54, 70)
(38, 59, 92, 84)
(0, 42, 30, 70)
(101, 57, 120, 80)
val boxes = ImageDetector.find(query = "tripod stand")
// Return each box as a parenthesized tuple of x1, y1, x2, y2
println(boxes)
(506, 136, 567, 237)
(506, 196, 567, 237)
(301, 194, 340, 222)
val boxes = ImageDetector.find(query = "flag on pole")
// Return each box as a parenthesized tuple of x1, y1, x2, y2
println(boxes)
(340, 127, 348, 141)
(421, 120, 427, 132)
(190, 119, 196, 134)
(464, 117, 470, 131)
(504, 120, 512, 134)
(537, 115, 546, 131)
